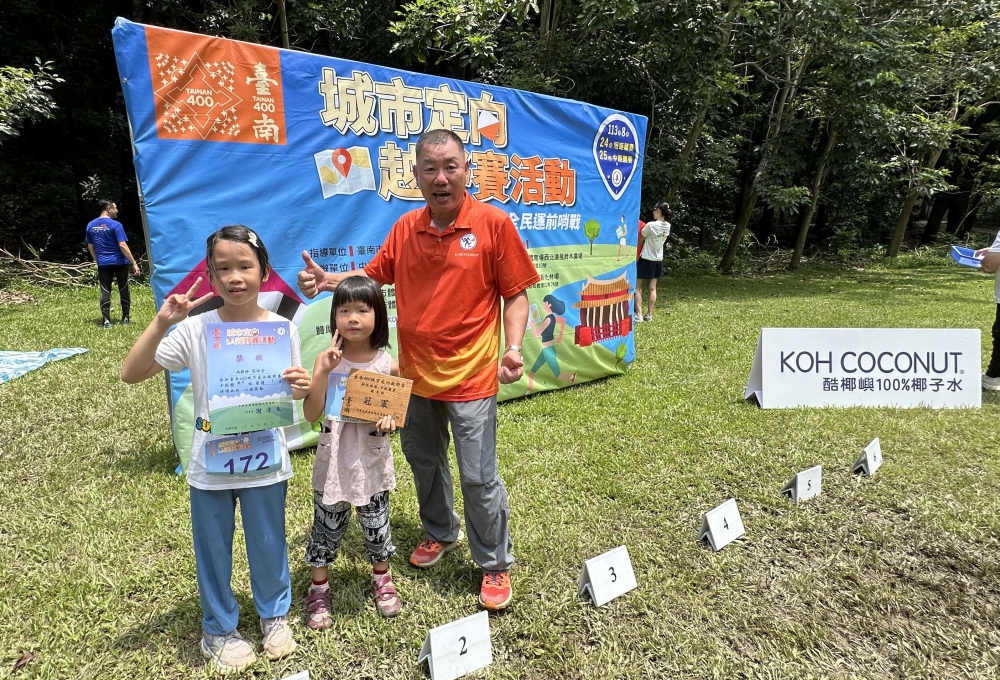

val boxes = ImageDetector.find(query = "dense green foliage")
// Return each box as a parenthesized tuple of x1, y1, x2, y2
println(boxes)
(0, 60, 61, 143)
(2, 0, 1000, 267)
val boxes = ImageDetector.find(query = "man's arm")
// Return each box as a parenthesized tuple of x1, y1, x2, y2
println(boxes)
(87, 243, 97, 262)
(118, 241, 140, 275)
(297, 251, 370, 298)
(498, 290, 529, 384)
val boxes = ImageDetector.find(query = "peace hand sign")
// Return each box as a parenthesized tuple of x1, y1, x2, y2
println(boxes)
(316, 330, 344, 374)
(157, 277, 214, 325)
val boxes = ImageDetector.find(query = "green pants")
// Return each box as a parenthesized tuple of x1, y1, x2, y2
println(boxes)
(530, 346, 560, 376)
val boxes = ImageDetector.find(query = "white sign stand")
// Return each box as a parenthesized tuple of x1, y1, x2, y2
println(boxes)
(698, 498, 745, 551)
(578, 545, 637, 607)
(781, 465, 822, 502)
(281, 673, 309, 680)
(418, 610, 492, 680)
(852, 437, 883, 477)
(746, 335, 763, 405)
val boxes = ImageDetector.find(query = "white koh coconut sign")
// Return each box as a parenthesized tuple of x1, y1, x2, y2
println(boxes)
(745, 328, 980, 409)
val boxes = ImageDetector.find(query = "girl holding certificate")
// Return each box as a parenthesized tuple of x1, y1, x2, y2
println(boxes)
(301, 276, 402, 626)
(122, 226, 309, 673)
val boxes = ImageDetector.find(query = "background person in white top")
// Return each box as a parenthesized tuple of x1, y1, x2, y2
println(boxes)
(635, 202, 671, 322)
(975, 234, 1000, 389)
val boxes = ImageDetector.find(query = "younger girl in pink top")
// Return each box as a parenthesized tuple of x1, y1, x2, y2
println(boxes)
(302, 277, 401, 625)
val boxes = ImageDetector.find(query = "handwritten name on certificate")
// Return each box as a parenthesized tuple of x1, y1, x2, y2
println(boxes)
(206, 321, 293, 434)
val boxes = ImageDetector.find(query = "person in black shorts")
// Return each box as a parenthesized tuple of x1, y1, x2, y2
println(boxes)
(635, 202, 671, 322)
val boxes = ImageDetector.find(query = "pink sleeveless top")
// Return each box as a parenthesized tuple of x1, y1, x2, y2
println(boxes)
(312, 349, 396, 506)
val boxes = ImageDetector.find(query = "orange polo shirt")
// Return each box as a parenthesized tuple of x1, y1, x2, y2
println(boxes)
(365, 192, 540, 401)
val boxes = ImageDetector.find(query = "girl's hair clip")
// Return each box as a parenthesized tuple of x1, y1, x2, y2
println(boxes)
(247, 230, 260, 248)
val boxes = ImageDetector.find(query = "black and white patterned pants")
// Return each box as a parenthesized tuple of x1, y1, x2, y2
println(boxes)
(305, 490, 396, 566)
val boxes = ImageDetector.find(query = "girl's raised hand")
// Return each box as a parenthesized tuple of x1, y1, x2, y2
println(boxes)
(157, 277, 214, 325)
(316, 330, 344, 374)
(374, 414, 396, 434)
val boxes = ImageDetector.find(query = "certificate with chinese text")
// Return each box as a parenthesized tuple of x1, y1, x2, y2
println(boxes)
(341, 370, 413, 424)
(206, 321, 294, 434)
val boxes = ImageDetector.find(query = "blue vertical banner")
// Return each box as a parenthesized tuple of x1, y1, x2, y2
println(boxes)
(112, 19, 646, 460)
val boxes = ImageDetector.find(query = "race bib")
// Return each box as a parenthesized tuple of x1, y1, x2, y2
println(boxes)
(204, 430, 282, 477)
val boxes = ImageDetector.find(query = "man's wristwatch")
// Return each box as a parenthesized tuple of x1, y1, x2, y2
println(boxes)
(505, 344, 522, 356)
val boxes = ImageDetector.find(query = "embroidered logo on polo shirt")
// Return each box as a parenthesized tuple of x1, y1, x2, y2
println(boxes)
(459, 234, 478, 250)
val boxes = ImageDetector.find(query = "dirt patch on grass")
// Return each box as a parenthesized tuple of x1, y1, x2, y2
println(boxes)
(0, 290, 35, 305)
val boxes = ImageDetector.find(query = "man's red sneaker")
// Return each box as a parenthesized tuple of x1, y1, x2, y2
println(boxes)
(408, 530, 463, 568)
(479, 571, 512, 610)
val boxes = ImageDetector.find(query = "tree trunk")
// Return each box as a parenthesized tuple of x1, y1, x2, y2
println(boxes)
(790, 126, 837, 269)
(539, 0, 561, 37)
(947, 192, 970, 233)
(919, 192, 950, 244)
(667, 104, 708, 202)
(814, 203, 829, 241)
(719, 188, 759, 272)
(887, 145, 944, 256)
(955, 194, 981, 237)
(665, 0, 738, 202)
(277, 0, 290, 48)
(887, 92, 982, 256)
(754, 206, 775, 243)
(887, 187, 924, 255)
(719, 51, 814, 272)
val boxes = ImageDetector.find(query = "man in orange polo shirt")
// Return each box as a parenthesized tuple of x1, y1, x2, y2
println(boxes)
(298, 129, 539, 610)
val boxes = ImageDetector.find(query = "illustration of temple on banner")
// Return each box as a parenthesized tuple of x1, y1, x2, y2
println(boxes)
(572, 274, 633, 346)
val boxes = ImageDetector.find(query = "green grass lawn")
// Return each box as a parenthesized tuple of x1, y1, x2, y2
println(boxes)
(3, 257, 1000, 679)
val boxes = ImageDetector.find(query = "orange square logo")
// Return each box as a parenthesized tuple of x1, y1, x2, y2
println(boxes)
(144, 25, 286, 145)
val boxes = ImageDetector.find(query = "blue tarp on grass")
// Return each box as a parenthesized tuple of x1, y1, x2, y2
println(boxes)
(0, 348, 87, 383)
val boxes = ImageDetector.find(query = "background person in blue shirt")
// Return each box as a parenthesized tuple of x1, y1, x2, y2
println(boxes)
(86, 199, 139, 327)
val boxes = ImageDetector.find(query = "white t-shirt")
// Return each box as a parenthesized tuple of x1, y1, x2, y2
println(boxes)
(990, 231, 1000, 303)
(640, 220, 671, 261)
(155, 309, 299, 490)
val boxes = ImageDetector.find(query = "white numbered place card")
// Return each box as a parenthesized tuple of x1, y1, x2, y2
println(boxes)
(578, 545, 638, 607)
(281, 673, 309, 680)
(698, 498, 745, 551)
(852, 437, 883, 477)
(781, 465, 822, 503)
(418, 610, 492, 680)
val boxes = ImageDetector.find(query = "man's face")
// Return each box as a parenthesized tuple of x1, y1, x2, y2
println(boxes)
(108, 203, 119, 218)
(413, 140, 469, 218)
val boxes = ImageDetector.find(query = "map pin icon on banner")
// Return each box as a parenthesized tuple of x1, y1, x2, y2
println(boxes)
(331, 148, 353, 178)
